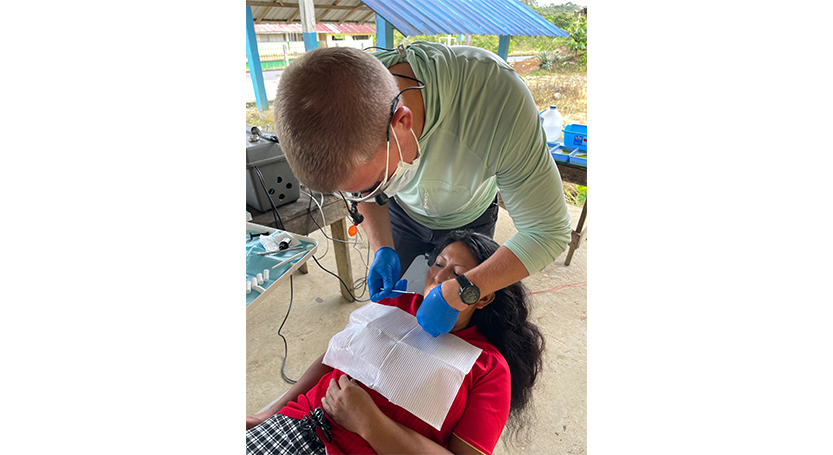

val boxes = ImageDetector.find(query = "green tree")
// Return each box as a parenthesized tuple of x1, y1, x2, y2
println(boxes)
(549, 12, 575, 31)
(566, 14, 587, 57)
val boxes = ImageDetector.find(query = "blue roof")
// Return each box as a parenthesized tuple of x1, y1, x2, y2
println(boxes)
(361, 0, 568, 37)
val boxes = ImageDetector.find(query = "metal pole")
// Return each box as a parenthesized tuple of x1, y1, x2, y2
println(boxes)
(298, 0, 318, 51)
(246, 6, 269, 111)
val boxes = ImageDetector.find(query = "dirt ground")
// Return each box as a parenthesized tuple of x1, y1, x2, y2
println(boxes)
(510, 56, 543, 77)
(508, 56, 587, 127)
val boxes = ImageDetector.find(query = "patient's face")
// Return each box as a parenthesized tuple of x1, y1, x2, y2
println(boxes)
(424, 241, 479, 296)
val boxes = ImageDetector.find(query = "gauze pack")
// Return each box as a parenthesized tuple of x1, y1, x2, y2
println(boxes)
(259, 232, 300, 252)
(322, 302, 482, 430)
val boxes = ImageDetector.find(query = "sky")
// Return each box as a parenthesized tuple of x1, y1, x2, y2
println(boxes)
(536, 0, 589, 7)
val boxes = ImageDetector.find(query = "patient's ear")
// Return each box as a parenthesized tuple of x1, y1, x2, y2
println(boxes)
(474, 293, 495, 310)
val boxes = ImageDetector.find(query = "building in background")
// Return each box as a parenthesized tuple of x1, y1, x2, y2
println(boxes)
(248, 23, 375, 71)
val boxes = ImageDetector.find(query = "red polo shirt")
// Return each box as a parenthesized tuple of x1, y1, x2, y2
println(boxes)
(279, 294, 511, 454)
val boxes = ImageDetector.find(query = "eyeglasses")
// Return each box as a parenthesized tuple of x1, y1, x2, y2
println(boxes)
(343, 70, 425, 204)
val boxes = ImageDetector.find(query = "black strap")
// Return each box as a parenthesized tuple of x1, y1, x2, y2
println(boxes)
(299, 407, 332, 445)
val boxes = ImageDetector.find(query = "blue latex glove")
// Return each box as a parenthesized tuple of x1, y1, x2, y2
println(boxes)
(369, 247, 407, 302)
(416, 284, 460, 337)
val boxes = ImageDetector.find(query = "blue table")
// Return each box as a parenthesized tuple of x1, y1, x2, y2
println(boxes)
(246, 222, 319, 309)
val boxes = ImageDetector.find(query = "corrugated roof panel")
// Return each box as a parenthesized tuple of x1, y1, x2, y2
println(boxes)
(452, 0, 513, 34)
(247, 0, 566, 36)
(396, 0, 451, 35)
(441, 1, 500, 35)
(250, 0, 374, 25)
(477, 1, 535, 34)
(363, 1, 416, 36)
(250, 6, 297, 22)
(362, 0, 567, 37)
(331, 24, 377, 34)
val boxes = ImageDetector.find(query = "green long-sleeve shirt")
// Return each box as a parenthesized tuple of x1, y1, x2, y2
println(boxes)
(375, 42, 572, 275)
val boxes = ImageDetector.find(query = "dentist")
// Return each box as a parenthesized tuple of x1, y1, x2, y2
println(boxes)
(273, 42, 572, 336)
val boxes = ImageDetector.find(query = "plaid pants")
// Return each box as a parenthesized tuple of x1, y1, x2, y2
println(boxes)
(246, 413, 327, 455)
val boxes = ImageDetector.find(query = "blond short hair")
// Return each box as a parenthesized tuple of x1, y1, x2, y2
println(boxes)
(274, 47, 399, 193)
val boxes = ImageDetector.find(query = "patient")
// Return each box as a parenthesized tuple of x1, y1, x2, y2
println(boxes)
(246, 230, 545, 455)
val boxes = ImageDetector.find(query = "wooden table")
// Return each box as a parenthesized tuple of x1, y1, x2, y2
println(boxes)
(556, 162, 587, 266)
(248, 190, 355, 301)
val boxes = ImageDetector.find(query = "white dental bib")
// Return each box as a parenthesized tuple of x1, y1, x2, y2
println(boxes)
(322, 302, 482, 430)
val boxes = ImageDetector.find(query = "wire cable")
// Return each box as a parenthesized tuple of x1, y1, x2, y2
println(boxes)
(349, 239, 372, 301)
(301, 190, 365, 246)
(304, 190, 326, 228)
(251, 168, 293, 381)
(252, 164, 285, 231)
(304, 190, 331, 260)
(277, 275, 297, 384)
(309, 255, 365, 302)
(528, 281, 587, 295)
(336, 191, 373, 297)
(301, 189, 371, 301)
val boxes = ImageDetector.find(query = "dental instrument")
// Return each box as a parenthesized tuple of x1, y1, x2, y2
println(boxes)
(248, 245, 305, 257)
(271, 247, 312, 270)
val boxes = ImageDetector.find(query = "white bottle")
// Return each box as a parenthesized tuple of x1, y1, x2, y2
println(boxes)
(540, 105, 564, 144)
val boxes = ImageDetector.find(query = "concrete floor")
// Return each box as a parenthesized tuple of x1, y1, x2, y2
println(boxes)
(246, 204, 587, 454)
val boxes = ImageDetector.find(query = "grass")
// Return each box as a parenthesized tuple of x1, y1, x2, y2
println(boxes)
(562, 183, 587, 206)
(513, 54, 586, 127)
(526, 72, 587, 124)
(246, 104, 275, 131)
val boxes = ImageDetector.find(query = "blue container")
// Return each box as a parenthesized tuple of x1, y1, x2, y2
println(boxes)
(550, 144, 587, 167)
(568, 148, 587, 167)
(550, 144, 571, 163)
(562, 124, 587, 150)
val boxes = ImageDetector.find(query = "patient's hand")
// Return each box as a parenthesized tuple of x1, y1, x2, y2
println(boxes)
(321, 374, 381, 437)
(246, 412, 269, 430)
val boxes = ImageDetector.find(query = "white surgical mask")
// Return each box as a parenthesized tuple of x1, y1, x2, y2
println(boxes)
(345, 127, 421, 203)
(381, 127, 421, 197)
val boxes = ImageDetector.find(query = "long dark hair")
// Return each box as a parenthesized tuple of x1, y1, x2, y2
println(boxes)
(427, 230, 545, 442)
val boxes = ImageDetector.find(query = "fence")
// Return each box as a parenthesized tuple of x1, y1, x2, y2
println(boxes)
(246, 43, 304, 72)
(246, 39, 373, 72)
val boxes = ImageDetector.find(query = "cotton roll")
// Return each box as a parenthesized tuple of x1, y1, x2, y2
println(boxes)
(257, 273, 264, 285)
(263, 269, 270, 281)
(253, 285, 266, 293)
(246, 281, 252, 294)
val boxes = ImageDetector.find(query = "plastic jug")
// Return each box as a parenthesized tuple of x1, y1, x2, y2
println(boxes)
(540, 105, 564, 144)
